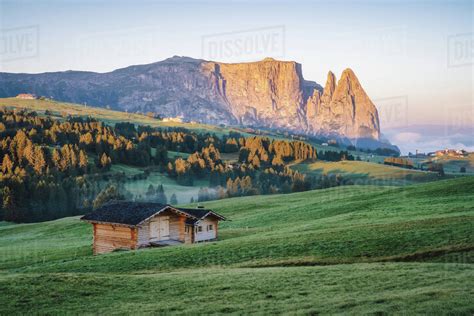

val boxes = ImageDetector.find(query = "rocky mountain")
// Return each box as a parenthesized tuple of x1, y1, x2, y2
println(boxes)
(0, 56, 380, 140)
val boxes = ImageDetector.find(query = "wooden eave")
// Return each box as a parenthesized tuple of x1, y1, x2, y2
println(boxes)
(80, 219, 137, 228)
(136, 206, 198, 226)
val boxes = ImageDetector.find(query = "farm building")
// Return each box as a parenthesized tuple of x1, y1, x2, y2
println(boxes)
(81, 202, 226, 255)
(16, 93, 36, 99)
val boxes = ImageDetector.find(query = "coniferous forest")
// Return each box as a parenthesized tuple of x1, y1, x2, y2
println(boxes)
(0, 109, 354, 223)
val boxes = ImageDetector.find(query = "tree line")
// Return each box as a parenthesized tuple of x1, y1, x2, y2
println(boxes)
(0, 108, 351, 223)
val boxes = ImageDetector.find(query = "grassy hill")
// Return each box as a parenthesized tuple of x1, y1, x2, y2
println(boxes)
(0, 177, 473, 314)
(291, 160, 440, 185)
(1, 97, 416, 203)
(0, 97, 247, 137)
(430, 154, 474, 174)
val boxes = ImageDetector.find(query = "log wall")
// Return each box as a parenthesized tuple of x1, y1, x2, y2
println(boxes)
(137, 223, 150, 247)
(169, 215, 186, 241)
(93, 223, 137, 254)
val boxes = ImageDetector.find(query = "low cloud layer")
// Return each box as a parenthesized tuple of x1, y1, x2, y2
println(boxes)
(383, 125, 474, 155)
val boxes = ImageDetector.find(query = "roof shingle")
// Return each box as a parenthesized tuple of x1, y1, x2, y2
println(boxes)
(80, 201, 168, 226)
(80, 201, 224, 226)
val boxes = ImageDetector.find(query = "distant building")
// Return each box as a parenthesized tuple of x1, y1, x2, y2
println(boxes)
(16, 93, 36, 100)
(435, 149, 467, 158)
(162, 116, 183, 123)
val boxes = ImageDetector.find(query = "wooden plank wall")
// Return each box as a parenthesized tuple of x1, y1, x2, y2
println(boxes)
(137, 223, 150, 247)
(184, 225, 194, 244)
(169, 215, 185, 241)
(194, 218, 219, 242)
(93, 223, 137, 254)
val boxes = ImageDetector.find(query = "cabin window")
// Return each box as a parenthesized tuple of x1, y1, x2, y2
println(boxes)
(197, 226, 203, 232)
(208, 224, 213, 231)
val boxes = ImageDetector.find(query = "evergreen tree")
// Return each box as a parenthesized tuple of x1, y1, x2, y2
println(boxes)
(99, 153, 112, 170)
(198, 187, 210, 202)
(33, 147, 46, 174)
(155, 184, 168, 204)
(79, 150, 88, 172)
(1, 154, 14, 174)
(170, 193, 178, 205)
(92, 185, 124, 209)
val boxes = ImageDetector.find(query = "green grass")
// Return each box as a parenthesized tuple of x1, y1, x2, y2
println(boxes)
(166, 150, 191, 159)
(123, 172, 207, 204)
(409, 154, 474, 175)
(1, 264, 472, 315)
(0, 98, 250, 137)
(292, 160, 440, 185)
(109, 163, 206, 203)
(432, 154, 474, 174)
(0, 177, 473, 313)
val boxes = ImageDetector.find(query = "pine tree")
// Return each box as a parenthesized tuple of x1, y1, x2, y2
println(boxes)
(251, 155, 261, 168)
(99, 153, 112, 170)
(170, 193, 178, 205)
(79, 150, 88, 172)
(155, 184, 167, 204)
(92, 185, 124, 209)
(145, 184, 155, 200)
(23, 142, 35, 167)
(198, 187, 210, 202)
(1, 154, 14, 174)
(33, 147, 46, 174)
(52, 149, 62, 170)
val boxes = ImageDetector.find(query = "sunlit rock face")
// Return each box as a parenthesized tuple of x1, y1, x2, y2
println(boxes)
(306, 69, 380, 139)
(0, 56, 380, 140)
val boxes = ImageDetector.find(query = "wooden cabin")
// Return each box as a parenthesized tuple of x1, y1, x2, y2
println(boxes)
(81, 202, 226, 255)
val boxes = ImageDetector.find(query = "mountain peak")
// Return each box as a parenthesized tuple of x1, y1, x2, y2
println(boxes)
(320, 71, 337, 104)
(0, 56, 381, 140)
(340, 68, 359, 83)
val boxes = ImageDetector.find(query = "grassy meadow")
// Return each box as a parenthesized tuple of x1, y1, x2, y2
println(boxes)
(105, 166, 206, 204)
(431, 154, 474, 174)
(291, 160, 440, 185)
(0, 98, 247, 137)
(0, 177, 473, 314)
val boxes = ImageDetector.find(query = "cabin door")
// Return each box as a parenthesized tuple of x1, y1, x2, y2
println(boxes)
(150, 216, 170, 241)
(159, 216, 170, 240)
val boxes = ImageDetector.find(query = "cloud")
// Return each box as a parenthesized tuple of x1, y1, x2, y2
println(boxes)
(386, 128, 474, 155)
(393, 132, 422, 143)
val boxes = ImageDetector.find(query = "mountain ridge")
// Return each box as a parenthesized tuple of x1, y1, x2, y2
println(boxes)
(0, 56, 380, 141)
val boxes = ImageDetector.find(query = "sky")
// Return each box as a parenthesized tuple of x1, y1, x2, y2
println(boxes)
(0, 0, 472, 153)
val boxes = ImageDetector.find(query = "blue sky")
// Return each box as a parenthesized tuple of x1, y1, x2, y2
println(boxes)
(0, 0, 472, 152)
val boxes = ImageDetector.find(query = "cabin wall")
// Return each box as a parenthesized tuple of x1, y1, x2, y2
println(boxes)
(194, 218, 219, 242)
(169, 215, 186, 241)
(93, 223, 137, 255)
(184, 225, 194, 244)
(137, 223, 150, 247)
(144, 210, 187, 243)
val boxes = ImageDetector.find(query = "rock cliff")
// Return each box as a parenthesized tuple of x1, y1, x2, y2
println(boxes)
(0, 56, 380, 140)
(306, 69, 380, 139)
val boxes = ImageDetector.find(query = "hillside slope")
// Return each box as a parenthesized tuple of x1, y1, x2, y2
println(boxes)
(0, 97, 246, 137)
(291, 160, 439, 185)
(0, 177, 473, 313)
